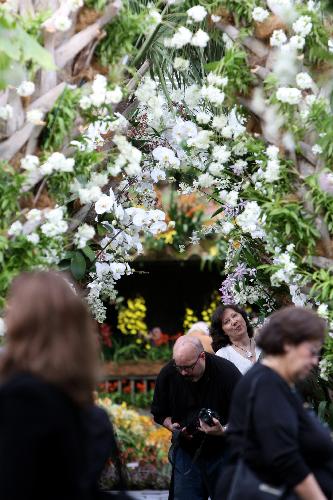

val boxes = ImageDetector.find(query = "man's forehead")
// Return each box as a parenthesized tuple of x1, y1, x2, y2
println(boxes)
(173, 345, 197, 362)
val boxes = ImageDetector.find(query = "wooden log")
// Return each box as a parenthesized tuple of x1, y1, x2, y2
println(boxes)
(216, 22, 269, 59)
(0, 123, 35, 162)
(310, 256, 333, 269)
(40, 31, 57, 96)
(19, 0, 35, 16)
(5, 89, 25, 138)
(251, 65, 270, 80)
(68, 203, 93, 231)
(0, 90, 8, 107)
(0, 82, 66, 161)
(103, 360, 165, 377)
(55, 1, 121, 69)
(25, 125, 44, 155)
(34, 0, 60, 12)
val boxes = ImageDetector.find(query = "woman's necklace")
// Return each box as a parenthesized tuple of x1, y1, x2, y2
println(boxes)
(231, 338, 253, 358)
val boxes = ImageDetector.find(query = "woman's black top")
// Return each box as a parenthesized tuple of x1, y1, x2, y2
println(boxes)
(226, 363, 333, 497)
(0, 372, 114, 500)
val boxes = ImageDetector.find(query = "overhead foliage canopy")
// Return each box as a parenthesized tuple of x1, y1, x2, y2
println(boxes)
(0, 0, 333, 388)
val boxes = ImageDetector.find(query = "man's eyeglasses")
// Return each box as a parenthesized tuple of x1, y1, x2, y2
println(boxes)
(173, 352, 204, 372)
(307, 345, 322, 358)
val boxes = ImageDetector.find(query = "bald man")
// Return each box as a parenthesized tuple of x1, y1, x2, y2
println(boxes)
(151, 336, 241, 500)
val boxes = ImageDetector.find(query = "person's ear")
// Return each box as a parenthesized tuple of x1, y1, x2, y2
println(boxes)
(283, 343, 292, 354)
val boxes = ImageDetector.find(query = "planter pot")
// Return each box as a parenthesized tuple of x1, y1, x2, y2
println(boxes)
(103, 360, 165, 377)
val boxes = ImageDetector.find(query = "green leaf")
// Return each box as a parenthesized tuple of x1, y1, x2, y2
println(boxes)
(63, 251, 75, 259)
(18, 28, 56, 70)
(70, 252, 86, 280)
(82, 245, 96, 262)
(212, 206, 224, 218)
(318, 400, 327, 421)
(0, 28, 20, 60)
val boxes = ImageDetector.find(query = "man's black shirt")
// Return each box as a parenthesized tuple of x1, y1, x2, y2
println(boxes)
(151, 352, 242, 456)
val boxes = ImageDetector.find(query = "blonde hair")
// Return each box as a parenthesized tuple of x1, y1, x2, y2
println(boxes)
(187, 321, 210, 336)
(1, 271, 99, 405)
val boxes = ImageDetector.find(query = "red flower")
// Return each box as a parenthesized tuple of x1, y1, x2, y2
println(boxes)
(136, 382, 146, 393)
(99, 323, 112, 348)
(108, 381, 118, 393)
(153, 333, 170, 346)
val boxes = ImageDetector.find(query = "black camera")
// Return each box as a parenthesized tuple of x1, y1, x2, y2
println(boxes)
(198, 408, 220, 427)
(184, 408, 220, 435)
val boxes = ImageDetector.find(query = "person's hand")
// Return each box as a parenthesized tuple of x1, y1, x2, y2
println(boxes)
(163, 417, 181, 432)
(199, 417, 224, 436)
(180, 427, 194, 440)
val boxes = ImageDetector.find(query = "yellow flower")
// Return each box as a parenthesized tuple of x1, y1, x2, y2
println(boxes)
(209, 245, 218, 257)
(157, 229, 177, 244)
(183, 307, 199, 330)
(117, 296, 148, 335)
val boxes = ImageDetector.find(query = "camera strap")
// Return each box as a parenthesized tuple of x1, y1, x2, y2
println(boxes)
(183, 434, 207, 475)
(168, 429, 182, 500)
(169, 430, 206, 481)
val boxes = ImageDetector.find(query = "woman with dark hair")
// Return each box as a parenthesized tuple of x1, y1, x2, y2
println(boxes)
(217, 306, 333, 500)
(210, 304, 261, 374)
(0, 271, 116, 500)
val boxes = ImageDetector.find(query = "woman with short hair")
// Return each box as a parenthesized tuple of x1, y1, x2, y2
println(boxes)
(217, 306, 333, 500)
(211, 304, 261, 374)
(0, 271, 113, 500)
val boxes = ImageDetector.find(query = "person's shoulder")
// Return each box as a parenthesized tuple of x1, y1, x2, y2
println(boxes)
(207, 352, 241, 376)
(0, 372, 76, 417)
(85, 404, 111, 427)
(156, 360, 175, 379)
(236, 363, 288, 394)
(215, 346, 230, 358)
(0, 372, 49, 397)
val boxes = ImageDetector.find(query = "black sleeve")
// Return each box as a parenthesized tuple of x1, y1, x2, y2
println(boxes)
(82, 405, 116, 493)
(253, 382, 310, 488)
(151, 366, 172, 425)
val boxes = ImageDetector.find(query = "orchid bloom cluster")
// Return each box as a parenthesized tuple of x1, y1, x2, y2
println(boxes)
(87, 203, 167, 321)
(128, 0, 333, 381)
(0, 0, 333, 384)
